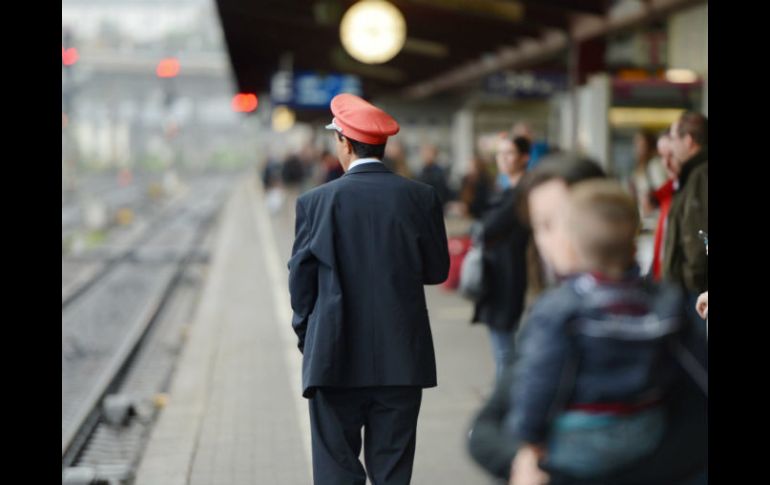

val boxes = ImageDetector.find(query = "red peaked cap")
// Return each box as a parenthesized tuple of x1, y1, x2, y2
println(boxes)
(325, 93, 399, 145)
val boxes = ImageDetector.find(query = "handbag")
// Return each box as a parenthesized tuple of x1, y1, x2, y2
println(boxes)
(459, 223, 485, 301)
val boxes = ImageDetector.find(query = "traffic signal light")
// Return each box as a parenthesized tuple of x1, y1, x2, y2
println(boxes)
(232, 93, 258, 113)
(156, 58, 180, 78)
(62, 47, 79, 66)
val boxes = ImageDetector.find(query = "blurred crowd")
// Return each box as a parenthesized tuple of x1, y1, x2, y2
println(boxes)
(264, 111, 708, 485)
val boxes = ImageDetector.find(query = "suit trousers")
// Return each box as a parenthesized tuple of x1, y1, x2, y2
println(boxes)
(308, 386, 423, 485)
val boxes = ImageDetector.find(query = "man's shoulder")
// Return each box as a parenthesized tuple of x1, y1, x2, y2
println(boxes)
(354, 170, 437, 197)
(300, 172, 438, 205)
(690, 160, 708, 179)
(682, 161, 707, 200)
(397, 173, 438, 192)
(297, 179, 342, 205)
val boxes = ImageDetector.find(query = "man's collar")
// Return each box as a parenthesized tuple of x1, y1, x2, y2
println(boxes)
(677, 148, 708, 190)
(348, 158, 383, 171)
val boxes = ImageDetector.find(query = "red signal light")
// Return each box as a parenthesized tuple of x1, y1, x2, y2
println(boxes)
(232, 93, 258, 112)
(62, 47, 79, 66)
(156, 58, 180, 78)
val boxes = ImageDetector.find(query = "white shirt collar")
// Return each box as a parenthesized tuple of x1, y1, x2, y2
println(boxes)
(348, 158, 383, 171)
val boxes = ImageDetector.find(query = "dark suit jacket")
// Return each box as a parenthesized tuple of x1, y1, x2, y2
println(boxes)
(288, 162, 449, 398)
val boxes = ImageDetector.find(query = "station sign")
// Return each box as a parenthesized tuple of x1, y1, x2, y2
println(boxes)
(271, 71, 363, 109)
(484, 71, 566, 98)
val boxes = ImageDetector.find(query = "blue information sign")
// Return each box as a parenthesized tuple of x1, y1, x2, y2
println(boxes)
(271, 71, 363, 108)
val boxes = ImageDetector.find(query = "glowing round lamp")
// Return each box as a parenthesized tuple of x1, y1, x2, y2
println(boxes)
(340, 0, 406, 64)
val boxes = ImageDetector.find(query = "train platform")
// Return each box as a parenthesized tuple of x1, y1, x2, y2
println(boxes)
(134, 176, 495, 485)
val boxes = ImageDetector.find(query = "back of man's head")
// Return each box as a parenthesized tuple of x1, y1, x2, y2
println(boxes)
(337, 133, 386, 160)
(567, 180, 640, 276)
(676, 112, 708, 148)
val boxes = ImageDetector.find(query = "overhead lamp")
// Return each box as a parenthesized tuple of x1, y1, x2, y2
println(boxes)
(665, 69, 698, 83)
(340, 0, 406, 64)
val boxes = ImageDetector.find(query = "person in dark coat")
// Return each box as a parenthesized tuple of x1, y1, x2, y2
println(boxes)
(288, 94, 449, 485)
(663, 112, 708, 328)
(471, 136, 531, 380)
(417, 143, 452, 205)
(320, 150, 344, 183)
(458, 155, 492, 219)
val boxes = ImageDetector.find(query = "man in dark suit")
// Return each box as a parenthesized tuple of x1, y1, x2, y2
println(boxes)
(288, 94, 449, 485)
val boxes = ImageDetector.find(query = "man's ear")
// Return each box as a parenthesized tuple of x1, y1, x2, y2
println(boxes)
(684, 133, 695, 151)
(344, 138, 354, 156)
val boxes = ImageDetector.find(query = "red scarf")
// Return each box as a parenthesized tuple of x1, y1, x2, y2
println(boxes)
(651, 179, 675, 280)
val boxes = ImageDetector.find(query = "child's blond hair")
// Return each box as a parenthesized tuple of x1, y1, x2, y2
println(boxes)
(567, 180, 640, 275)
